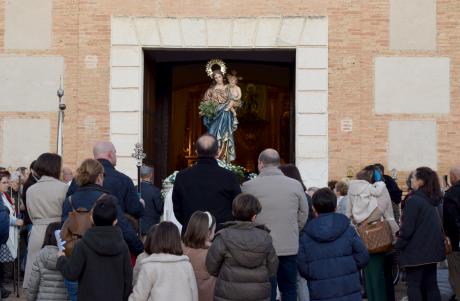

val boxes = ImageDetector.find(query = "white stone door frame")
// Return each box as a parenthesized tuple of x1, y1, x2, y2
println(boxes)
(110, 16, 328, 187)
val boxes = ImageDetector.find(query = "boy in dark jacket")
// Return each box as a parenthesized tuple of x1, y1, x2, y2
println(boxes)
(297, 188, 369, 301)
(57, 195, 133, 301)
(206, 193, 279, 301)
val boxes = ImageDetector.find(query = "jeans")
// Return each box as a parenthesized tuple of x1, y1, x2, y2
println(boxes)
(406, 263, 441, 301)
(271, 255, 297, 301)
(64, 279, 78, 301)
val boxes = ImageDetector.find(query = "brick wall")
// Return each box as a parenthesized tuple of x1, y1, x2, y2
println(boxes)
(0, 0, 458, 189)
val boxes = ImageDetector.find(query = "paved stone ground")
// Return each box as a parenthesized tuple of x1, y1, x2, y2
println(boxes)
(2, 284, 26, 300)
(393, 266, 453, 301)
(2, 267, 455, 301)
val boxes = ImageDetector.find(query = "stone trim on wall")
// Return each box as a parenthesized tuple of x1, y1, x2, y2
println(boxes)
(110, 16, 328, 186)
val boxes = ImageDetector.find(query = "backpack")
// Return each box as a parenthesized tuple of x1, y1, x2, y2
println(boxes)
(61, 194, 106, 256)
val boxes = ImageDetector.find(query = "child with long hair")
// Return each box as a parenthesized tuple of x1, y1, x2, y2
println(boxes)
(129, 221, 198, 301)
(183, 211, 216, 301)
(27, 222, 68, 301)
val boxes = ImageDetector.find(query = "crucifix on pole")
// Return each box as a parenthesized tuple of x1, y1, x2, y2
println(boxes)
(132, 143, 146, 236)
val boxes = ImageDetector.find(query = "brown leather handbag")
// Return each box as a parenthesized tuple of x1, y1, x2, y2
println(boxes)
(61, 194, 105, 256)
(356, 210, 393, 254)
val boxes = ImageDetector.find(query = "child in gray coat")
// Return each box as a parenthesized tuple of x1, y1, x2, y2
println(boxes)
(27, 222, 69, 301)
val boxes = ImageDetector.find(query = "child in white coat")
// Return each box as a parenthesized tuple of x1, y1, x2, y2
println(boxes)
(129, 221, 198, 301)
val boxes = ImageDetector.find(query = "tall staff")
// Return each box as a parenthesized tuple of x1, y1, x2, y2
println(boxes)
(9, 173, 21, 298)
(56, 78, 65, 156)
(132, 143, 146, 237)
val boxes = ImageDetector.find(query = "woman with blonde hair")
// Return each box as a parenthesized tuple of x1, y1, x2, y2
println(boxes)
(61, 158, 142, 301)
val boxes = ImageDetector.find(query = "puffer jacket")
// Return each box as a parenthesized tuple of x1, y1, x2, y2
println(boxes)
(129, 253, 198, 301)
(27, 245, 69, 301)
(206, 221, 279, 301)
(297, 213, 369, 301)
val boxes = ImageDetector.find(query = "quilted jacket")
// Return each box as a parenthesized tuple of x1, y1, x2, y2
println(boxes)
(27, 245, 69, 301)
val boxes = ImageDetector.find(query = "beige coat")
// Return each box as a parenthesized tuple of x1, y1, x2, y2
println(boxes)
(23, 176, 68, 289)
(183, 245, 216, 301)
(242, 167, 309, 256)
(129, 253, 198, 301)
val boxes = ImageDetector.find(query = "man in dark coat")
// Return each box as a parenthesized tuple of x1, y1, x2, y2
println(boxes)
(135, 165, 163, 235)
(173, 134, 241, 234)
(67, 141, 144, 219)
(444, 165, 460, 298)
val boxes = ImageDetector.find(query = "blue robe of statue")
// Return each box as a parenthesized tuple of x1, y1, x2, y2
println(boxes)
(203, 85, 238, 162)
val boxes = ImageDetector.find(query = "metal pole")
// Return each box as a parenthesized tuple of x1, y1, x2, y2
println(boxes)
(57, 78, 65, 156)
(15, 174, 20, 298)
(137, 163, 142, 237)
(132, 143, 146, 237)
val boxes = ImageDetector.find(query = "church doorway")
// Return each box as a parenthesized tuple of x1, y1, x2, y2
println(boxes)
(142, 49, 296, 185)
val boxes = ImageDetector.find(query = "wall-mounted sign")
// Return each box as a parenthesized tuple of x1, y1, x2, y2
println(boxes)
(341, 119, 353, 132)
(85, 55, 98, 69)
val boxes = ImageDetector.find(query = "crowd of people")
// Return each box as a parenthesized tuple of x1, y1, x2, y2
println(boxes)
(0, 133, 458, 301)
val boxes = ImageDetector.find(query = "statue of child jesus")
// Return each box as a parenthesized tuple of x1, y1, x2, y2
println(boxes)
(225, 73, 242, 116)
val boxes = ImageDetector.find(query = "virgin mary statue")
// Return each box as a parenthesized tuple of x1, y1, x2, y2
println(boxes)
(202, 59, 241, 162)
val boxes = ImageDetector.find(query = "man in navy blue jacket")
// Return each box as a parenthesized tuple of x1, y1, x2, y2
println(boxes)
(135, 165, 162, 235)
(67, 142, 144, 219)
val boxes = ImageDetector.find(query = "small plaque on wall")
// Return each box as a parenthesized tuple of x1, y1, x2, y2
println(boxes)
(85, 55, 98, 69)
(341, 119, 353, 132)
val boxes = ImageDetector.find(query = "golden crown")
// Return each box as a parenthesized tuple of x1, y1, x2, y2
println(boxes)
(205, 59, 227, 78)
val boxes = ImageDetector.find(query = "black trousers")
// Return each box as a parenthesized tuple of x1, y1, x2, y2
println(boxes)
(406, 263, 441, 301)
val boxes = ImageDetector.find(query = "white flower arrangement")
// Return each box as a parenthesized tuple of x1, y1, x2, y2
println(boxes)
(161, 171, 178, 200)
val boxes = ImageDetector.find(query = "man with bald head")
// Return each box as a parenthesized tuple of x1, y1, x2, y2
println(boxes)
(67, 141, 144, 219)
(443, 165, 460, 297)
(66, 141, 144, 255)
(242, 149, 308, 301)
(172, 134, 241, 234)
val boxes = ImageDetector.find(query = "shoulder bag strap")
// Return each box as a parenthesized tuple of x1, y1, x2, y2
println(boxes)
(68, 196, 77, 212)
(435, 206, 447, 237)
(92, 193, 107, 209)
